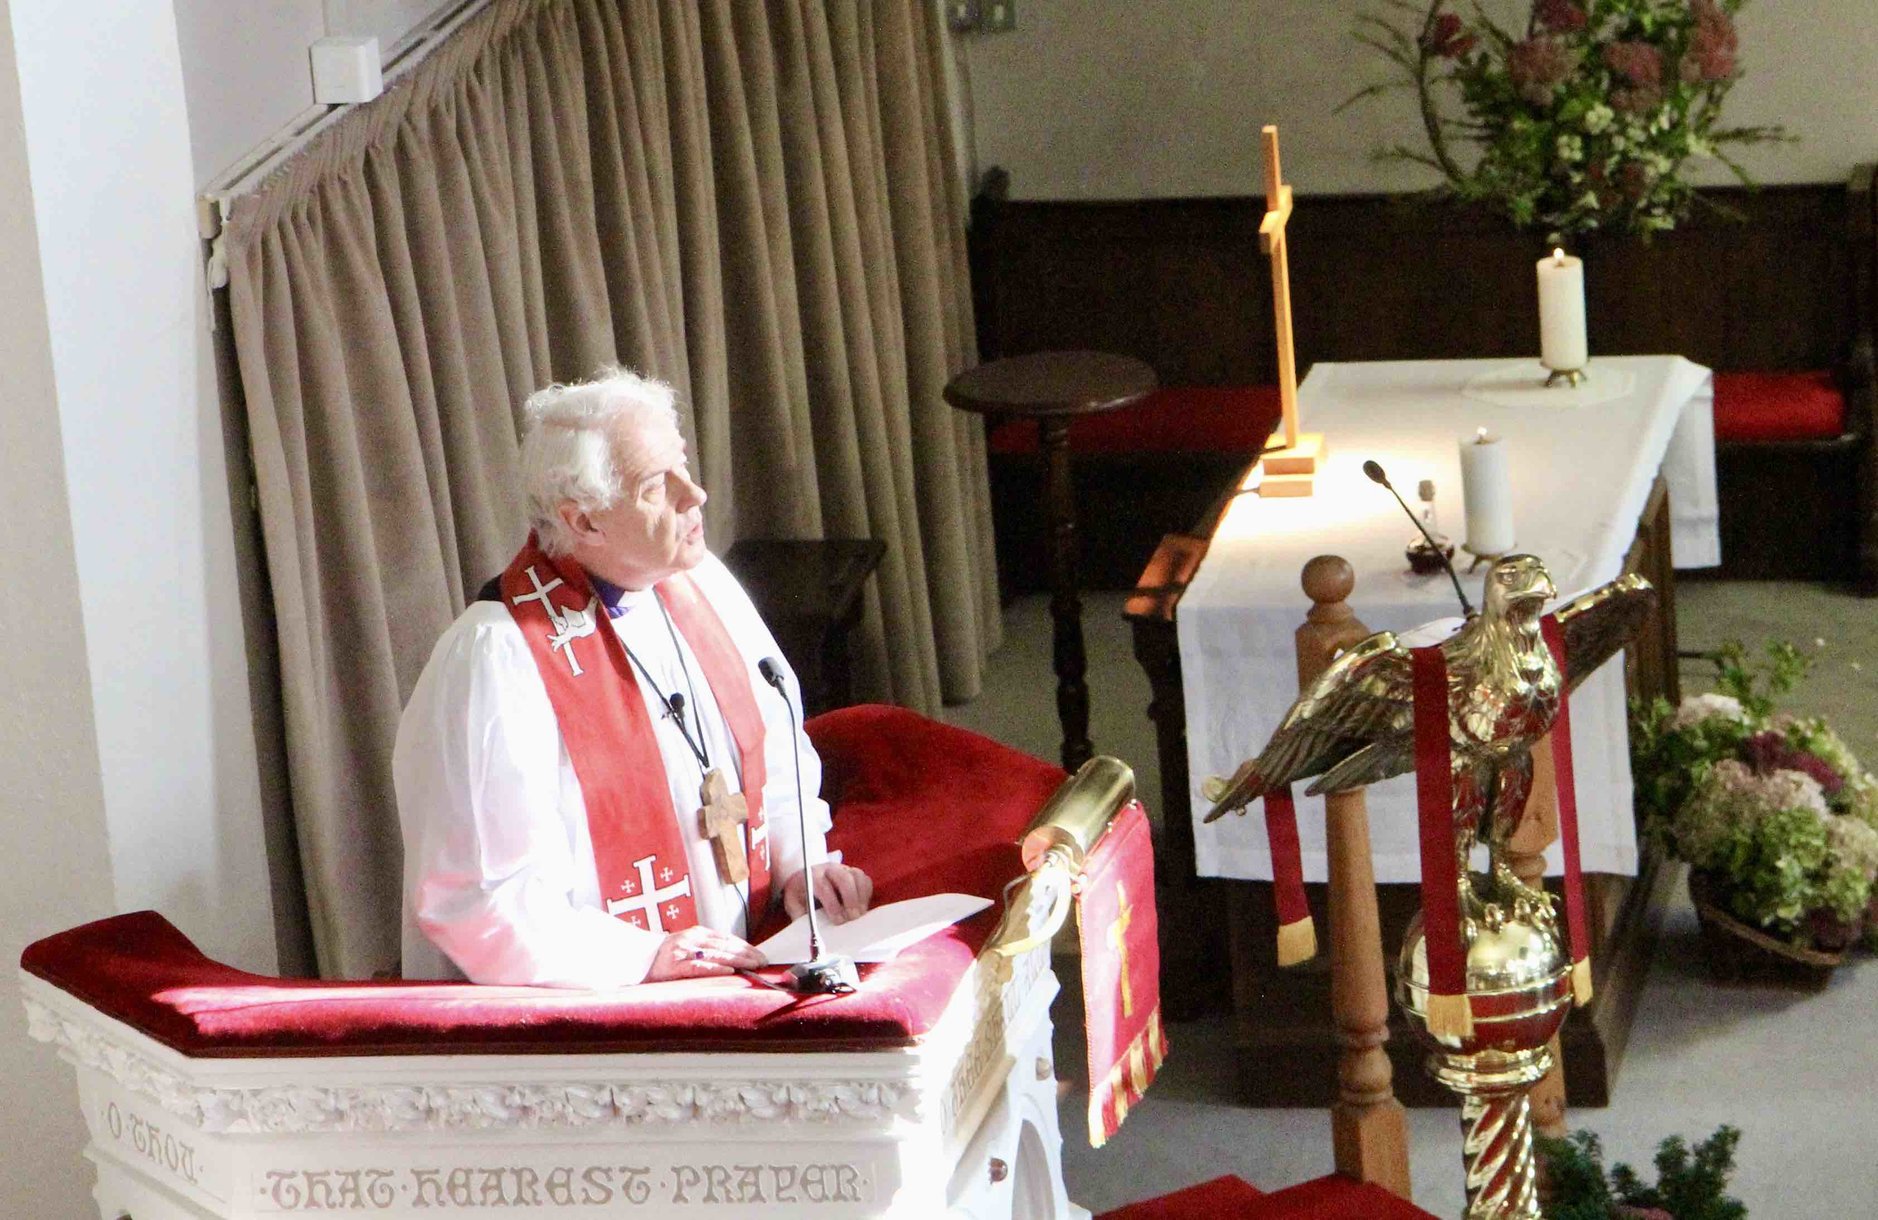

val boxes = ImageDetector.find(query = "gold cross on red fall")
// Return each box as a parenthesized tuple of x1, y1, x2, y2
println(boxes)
(1107, 881, 1135, 1020)
(698, 769, 750, 886)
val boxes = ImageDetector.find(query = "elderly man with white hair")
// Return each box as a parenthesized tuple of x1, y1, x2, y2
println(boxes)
(394, 367, 873, 988)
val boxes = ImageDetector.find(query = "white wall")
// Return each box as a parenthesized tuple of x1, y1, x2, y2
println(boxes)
(960, 0, 1878, 199)
(174, 0, 459, 190)
(326, 0, 459, 58)
(0, 11, 118, 1217)
(173, 0, 325, 188)
(4, 0, 288, 1209)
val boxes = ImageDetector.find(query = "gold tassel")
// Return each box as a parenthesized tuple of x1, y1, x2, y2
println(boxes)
(1276, 916, 1318, 967)
(1425, 990, 1475, 1041)
(1571, 956, 1594, 1005)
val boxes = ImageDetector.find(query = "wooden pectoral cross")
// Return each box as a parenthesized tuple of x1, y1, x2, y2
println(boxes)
(1256, 123, 1325, 498)
(698, 768, 751, 885)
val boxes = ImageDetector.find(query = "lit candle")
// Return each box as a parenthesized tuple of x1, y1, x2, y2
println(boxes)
(1536, 247, 1588, 374)
(1459, 427, 1515, 556)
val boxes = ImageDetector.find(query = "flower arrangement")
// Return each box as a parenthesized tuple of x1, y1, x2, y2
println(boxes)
(1539, 1126, 1745, 1220)
(1346, 0, 1786, 241)
(1632, 642, 1878, 952)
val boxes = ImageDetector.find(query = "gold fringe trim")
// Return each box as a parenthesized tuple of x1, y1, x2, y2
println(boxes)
(1571, 956, 1594, 1005)
(1276, 916, 1317, 967)
(1425, 990, 1475, 1041)
(1088, 1005, 1169, 1147)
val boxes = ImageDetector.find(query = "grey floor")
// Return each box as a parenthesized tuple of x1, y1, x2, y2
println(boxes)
(943, 582, 1878, 1218)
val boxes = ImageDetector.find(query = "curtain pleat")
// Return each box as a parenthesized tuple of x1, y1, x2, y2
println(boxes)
(221, 0, 990, 977)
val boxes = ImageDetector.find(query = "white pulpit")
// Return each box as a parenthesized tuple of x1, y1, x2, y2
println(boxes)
(19, 708, 1142, 1220)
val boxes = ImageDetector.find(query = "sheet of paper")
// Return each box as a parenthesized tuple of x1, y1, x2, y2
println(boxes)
(752, 893, 992, 965)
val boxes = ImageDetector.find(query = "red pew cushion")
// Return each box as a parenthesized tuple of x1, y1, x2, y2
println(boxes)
(19, 706, 1067, 1059)
(1713, 370, 1846, 443)
(989, 386, 1283, 457)
(985, 374, 1848, 450)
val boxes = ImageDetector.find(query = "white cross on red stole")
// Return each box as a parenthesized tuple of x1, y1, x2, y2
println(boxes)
(604, 854, 693, 933)
(749, 815, 769, 869)
(512, 565, 599, 676)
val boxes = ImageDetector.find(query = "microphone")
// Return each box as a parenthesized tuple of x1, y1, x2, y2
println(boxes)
(756, 656, 859, 995)
(1363, 460, 1475, 618)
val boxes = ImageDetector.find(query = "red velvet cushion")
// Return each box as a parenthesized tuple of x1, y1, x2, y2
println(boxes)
(19, 706, 1067, 1059)
(1713, 370, 1846, 442)
(989, 386, 1283, 457)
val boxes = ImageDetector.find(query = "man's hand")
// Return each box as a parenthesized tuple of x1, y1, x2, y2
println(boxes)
(644, 925, 767, 982)
(782, 863, 874, 925)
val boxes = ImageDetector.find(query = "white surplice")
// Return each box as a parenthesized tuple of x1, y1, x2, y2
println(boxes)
(393, 552, 831, 989)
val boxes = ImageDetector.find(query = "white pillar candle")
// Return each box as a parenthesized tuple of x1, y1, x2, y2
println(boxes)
(1537, 248, 1588, 372)
(1459, 428, 1515, 556)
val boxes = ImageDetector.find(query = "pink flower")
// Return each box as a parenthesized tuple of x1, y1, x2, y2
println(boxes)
(1604, 41, 1663, 88)
(1422, 12, 1477, 59)
(1612, 85, 1663, 115)
(1618, 162, 1655, 202)
(1746, 731, 1846, 796)
(1533, 0, 1587, 34)
(1507, 37, 1580, 105)
(1683, 0, 1740, 82)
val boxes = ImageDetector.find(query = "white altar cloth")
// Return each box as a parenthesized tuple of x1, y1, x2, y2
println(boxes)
(1178, 356, 1719, 883)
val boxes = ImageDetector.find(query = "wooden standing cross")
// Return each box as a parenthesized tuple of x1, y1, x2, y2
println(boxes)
(698, 769, 751, 885)
(1256, 125, 1325, 497)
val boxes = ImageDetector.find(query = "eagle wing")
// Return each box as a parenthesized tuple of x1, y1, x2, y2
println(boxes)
(1202, 630, 1418, 821)
(1553, 574, 1656, 694)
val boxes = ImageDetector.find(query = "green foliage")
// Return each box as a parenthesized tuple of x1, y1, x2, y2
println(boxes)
(1630, 639, 1878, 948)
(1628, 693, 1748, 829)
(1346, 0, 1789, 242)
(1712, 640, 1811, 720)
(1712, 804, 1830, 932)
(1539, 1126, 1746, 1219)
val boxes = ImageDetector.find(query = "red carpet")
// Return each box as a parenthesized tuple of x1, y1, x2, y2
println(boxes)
(1098, 1174, 1437, 1220)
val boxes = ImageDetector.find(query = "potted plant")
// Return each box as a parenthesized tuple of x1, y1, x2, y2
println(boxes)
(1632, 642, 1878, 982)
(1539, 1125, 1746, 1219)
(1345, 0, 1786, 242)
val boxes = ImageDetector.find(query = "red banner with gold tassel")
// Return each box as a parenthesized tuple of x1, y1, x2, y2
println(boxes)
(1540, 615, 1594, 1005)
(1076, 801, 1167, 1147)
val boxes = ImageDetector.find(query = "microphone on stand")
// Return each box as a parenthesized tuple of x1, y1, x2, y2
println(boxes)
(1363, 459, 1476, 618)
(756, 656, 859, 995)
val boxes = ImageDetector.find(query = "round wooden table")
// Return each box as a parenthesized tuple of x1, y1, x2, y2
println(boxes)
(945, 351, 1158, 772)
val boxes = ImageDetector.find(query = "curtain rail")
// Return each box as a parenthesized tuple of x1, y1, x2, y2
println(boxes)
(198, 0, 495, 281)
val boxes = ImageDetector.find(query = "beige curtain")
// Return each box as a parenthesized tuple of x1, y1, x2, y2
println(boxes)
(221, 0, 998, 978)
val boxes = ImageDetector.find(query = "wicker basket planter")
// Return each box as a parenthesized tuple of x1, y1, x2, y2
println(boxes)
(1688, 870, 1846, 990)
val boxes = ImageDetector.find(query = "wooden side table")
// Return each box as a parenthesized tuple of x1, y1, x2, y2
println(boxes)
(725, 538, 886, 719)
(945, 351, 1158, 772)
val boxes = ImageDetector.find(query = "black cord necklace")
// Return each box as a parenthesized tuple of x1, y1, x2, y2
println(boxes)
(619, 596, 710, 774)
(619, 592, 760, 933)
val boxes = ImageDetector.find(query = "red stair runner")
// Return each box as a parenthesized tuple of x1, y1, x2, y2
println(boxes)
(1098, 1174, 1437, 1220)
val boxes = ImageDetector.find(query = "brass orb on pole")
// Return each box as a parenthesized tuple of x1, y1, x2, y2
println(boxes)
(1397, 869, 1575, 1220)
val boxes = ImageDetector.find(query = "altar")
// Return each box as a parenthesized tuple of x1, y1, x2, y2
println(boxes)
(1130, 355, 1715, 1105)
(1180, 355, 1719, 885)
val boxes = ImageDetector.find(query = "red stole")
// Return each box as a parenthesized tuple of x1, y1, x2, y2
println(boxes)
(499, 535, 771, 935)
